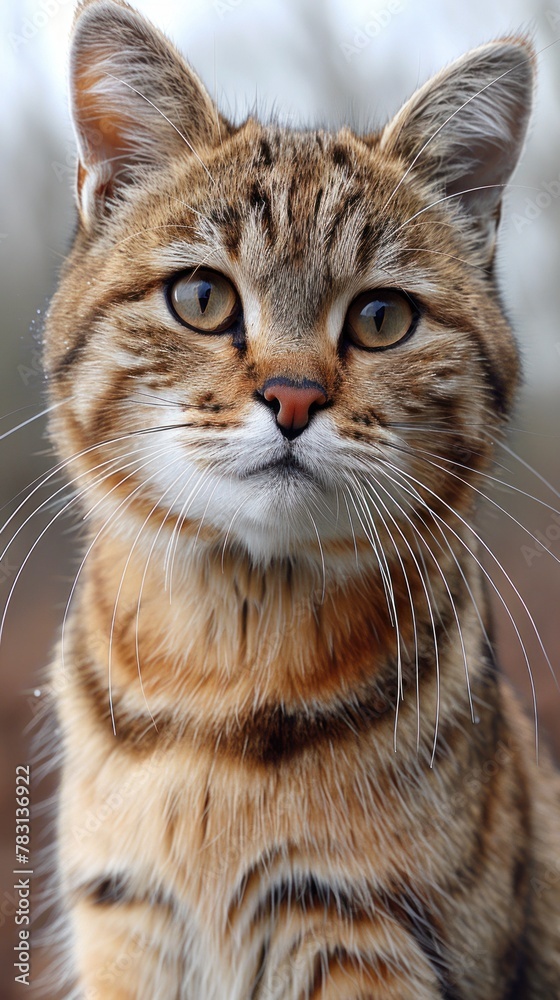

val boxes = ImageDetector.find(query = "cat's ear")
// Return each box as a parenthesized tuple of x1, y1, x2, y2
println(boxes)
(70, 0, 225, 227)
(380, 40, 535, 263)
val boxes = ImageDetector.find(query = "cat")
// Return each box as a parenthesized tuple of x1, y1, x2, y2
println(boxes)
(39, 0, 560, 996)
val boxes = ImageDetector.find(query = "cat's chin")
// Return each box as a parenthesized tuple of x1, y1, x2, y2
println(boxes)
(162, 459, 350, 566)
(216, 472, 346, 565)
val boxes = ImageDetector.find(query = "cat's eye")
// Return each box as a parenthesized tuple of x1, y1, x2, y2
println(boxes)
(345, 289, 416, 350)
(168, 269, 240, 333)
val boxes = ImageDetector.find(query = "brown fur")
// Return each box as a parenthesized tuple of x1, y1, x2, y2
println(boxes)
(42, 2, 560, 997)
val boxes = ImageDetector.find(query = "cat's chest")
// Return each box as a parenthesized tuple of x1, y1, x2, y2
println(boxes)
(60, 727, 427, 989)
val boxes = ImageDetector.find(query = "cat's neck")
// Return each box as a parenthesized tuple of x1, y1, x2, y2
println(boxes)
(75, 513, 475, 735)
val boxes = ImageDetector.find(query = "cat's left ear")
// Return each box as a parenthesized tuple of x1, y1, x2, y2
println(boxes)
(69, 0, 227, 228)
(380, 40, 535, 263)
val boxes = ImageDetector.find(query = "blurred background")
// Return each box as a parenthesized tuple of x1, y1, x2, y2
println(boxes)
(1, 0, 559, 994)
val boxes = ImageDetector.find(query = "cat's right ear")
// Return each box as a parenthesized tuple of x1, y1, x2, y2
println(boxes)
(69, 0, 226, 228)
(379, 40, 535, 264)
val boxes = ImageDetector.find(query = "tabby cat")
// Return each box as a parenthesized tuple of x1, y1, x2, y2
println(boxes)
(42, 0, 560, 996)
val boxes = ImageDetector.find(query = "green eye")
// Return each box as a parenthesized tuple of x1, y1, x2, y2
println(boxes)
(345, 289, 416, 350)
(168, 269, 240, 333)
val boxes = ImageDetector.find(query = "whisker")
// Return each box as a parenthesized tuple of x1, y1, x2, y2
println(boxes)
(342, 476, 397, 628)
(166, 194, 209, 219)
(397, 246, 490, 273)
(356, 470, 446, 761)
(220, 496, 249, 572)
(375, 460, 543, 758)
(385, 435, 559, 512)
(388, 442, 560, 566)
(380, 455, 557, 692)
(341, 487, 360, 570)
(389, 183, 539, 236)
(0, 402, 48, 424)
(0, 421, 203, 543)
(0, 451, 164, 652)
(107, 458, 187, 735)
(164, 464, 219, 596)
(345, 471, 401, 695)
(134, 465, 218, 689)
(190, 470, 223, 549)
(0, 449, 141, 573)
(489, 433, 560, 502)
(109, 223, 197, 252)
(362, 468, 475, 739)
(0, 399, 68, 442)
(60, 443, 179, 680)
(402, 490, 494, 654)
(347, 472, 418, 750)
(333, 483, 341, 526)
(305, 507, 326, 605)
(128, 396, 176, 409)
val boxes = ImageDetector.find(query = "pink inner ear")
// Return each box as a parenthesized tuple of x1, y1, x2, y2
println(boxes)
(68, 1, 226, 227)
(445, 139, 508, 214)
(74, 63, 134, 167)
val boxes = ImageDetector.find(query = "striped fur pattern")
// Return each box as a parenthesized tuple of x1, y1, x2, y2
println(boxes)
(42, 2, 560, 996)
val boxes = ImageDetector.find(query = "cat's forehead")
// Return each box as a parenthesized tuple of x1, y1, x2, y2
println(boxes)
(199, 121, 390, 217)
(148, 121, 417, 318)
(233, 122, 373, 171)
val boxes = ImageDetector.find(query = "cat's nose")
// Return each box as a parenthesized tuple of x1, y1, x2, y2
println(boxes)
(258, 378, 328, 439)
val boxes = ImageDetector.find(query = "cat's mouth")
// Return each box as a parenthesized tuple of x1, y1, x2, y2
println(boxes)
(238, 452, 312, 480)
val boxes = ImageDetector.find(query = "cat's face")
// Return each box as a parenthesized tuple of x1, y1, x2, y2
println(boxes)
(44, 1, 532, 568)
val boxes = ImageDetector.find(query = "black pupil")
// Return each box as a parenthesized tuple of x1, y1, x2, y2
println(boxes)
(362, 300, 385, 331)
(198, 280, 212, 314)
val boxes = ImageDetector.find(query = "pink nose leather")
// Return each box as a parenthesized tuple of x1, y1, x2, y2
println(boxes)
(263, 381, 327, 431)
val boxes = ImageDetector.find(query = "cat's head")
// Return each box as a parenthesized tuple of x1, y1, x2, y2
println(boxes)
(44, 0, 534, 569)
